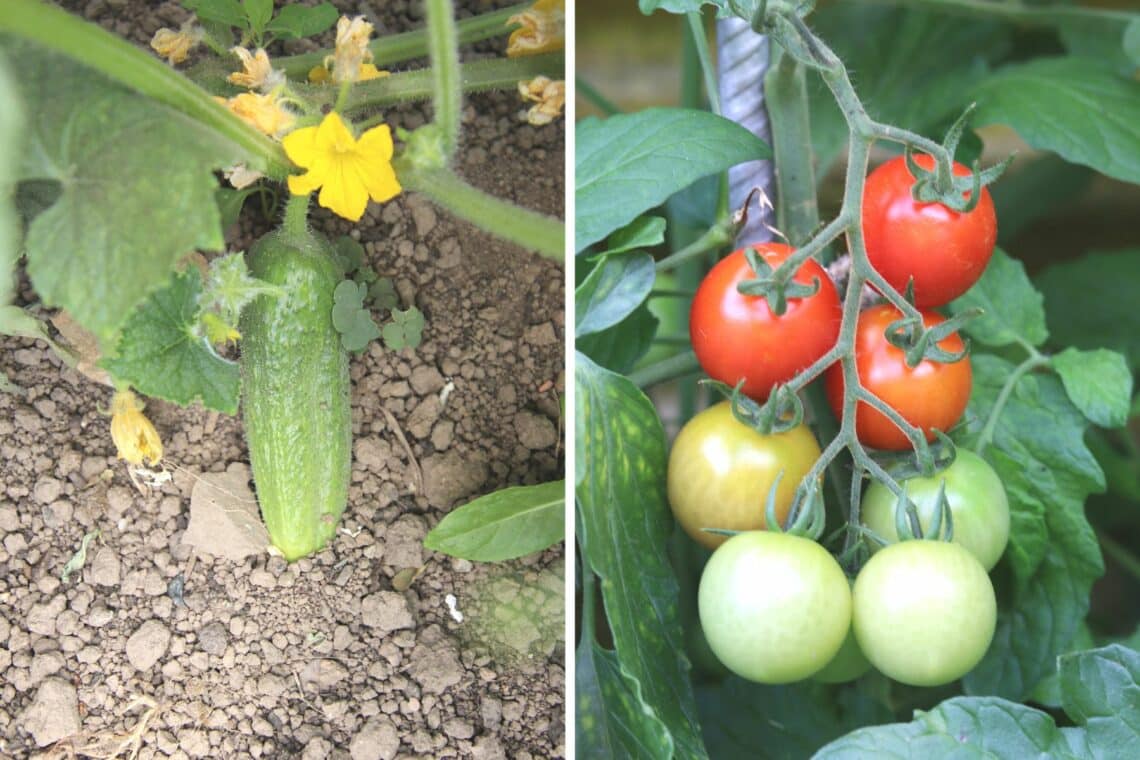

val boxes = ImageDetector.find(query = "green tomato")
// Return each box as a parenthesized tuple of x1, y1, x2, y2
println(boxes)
(861, 450, 1010, 570)
(813, 625, 872, 684)
(853, 540, 996, 687)
(698, 531, 851, 684)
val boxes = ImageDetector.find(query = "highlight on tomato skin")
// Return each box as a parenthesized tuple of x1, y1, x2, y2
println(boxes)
(862, 154, 997, 309)
(689, 243, 843, 402)
(823, 304, 972, 451)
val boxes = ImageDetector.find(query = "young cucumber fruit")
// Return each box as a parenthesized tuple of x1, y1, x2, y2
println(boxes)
(240, 227, 350, 561)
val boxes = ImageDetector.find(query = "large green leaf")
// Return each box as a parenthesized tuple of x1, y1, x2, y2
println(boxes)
(423, 481, 564, 562)
(807, 6, 1008, 176)
(102, 268, 241, 415)
(817, 646, 1140, 758)
(576, 302, 659, 375)
(815, 696, 1077, 759)
(1036, 250, 1140, 371)
(698, 678, 883, 759)
(972, 58, 1140, 186)
(577, 641, 673, 758)
(575, 252, 656, 338)
(959, 355, 1106, 700)
(1051, 348, 1132, 429)
(576, 352, 708, 759)
(11, 41, 250, 343)
(950, 249, 1047, 349)
(576, 108, 769, 252)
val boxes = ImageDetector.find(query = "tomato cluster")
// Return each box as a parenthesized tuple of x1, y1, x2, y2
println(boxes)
(671, 155, 1007, 688)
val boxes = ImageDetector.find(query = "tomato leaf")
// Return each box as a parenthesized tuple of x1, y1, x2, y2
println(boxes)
(576, 252, 656, 338)
(960, 355, 1106, 700)
(1051, 348, 1133, 429)
(1059, 644, 1140, 755)
(11, 42, 248, 344)
(576, 641, 674, 758)
(102, 268, 240, 415)
(972, 58, 1140, 186)
(576, 108, 769, 252)
(603, 215, 667, 256)
(1036, 249, 1140, 371)
(423, 481, 564, 562)
(950, 249, 1047, 349)
(576, 353, 708, 759)
(576, 302, 659, 375)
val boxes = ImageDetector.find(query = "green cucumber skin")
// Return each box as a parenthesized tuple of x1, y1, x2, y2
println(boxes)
(240, 229, 350, 561)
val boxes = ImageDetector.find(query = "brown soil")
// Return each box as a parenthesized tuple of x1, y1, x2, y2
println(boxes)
(0, 1, 566, 757)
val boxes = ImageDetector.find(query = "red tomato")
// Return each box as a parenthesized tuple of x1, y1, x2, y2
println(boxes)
(862, 155, 997, 308)
(690, 244, 842, 400)
(824, 304, 971, 450)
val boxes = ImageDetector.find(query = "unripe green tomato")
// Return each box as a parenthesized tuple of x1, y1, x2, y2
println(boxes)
(698, 531, 852, 684)
(668, 402, 822, 550)
(861, 450, 1010, 570)
(853, 540, 996, 687)
(813, 624, 872, 683)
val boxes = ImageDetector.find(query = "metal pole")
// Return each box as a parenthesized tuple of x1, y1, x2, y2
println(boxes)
(716, 17, 774, 248)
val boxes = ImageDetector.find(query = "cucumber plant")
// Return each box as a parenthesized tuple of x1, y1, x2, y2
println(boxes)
(0, 0, 566, 560)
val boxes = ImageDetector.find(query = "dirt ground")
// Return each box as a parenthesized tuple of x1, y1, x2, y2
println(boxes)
(0, 1, 566, 757)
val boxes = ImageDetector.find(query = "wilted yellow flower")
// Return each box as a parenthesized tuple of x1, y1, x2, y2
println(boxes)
(332, 15, 376, 84)
(228, 47, 284, 92)
(201, 312, 241, 346)
(150, 21, 204, 65)
(222, 163, 264, 189)
(110, 390, 163, 466)
(308, 61, 389, 85)
(507, 0, 564, 58)
(519, 76, 565, 126)
(216, 92, 296, 139)
(283, 111, 401, 222)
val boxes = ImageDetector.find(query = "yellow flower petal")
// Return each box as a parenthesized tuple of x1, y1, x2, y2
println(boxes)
(308, 64, 332, 84)
(288, 171, 324, 196)
(357, 123, 395, 162)
(315, 111, 355, 149)
(358, 63, 390, 81)
(318, 159, 369, 221)
(282, 124, 321, 168)
(110, 390, 163, 466)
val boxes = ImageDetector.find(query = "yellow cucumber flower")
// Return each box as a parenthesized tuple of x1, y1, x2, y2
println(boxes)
(507, 0, 565, 58)
(518, 76, 565, 126)
(228, 47, 284, 92)
(216, 92, 296, 139)
(110, 390, 163, 466)
(150, 20, 203, 65)
(283, 111, 401, 222)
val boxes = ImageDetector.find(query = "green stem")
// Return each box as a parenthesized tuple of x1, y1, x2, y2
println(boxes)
(395, 165, 563, 260)
(280, 194, 310, 242)
(576, 77, 621, 116)
(864, 0, 1138, 25)
(425, 0, 462, 160)
(628, 351, 701, 389)
(765, 45, 818, 247)
(1099, 531, 1140, 585)
(275, 3, 528, 80)
(685, 12, 720, 115)
(581, 558, 597, 644)
(0, 0, 288, 177)
(655, 220, 736, 272)
(975, 350, 1050, 456)
(329, 55, 563, 114)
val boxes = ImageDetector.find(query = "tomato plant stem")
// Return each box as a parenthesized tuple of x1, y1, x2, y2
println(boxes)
(765, 48, 819, 247)
(1098, 531, 1140, 585)
(424, 0, 462, 160)
(975, 351, 1050, 456)
(628, 351, 701, 390)
(685, 11, 721, 116)
(655, 221, 736, 272)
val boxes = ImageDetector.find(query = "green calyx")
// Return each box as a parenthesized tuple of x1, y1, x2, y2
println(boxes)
(906, 104, 1014, 213)
(884, 309, 977, 368)
(735, 245, 821, 317)
(893, 480, 955, 543)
